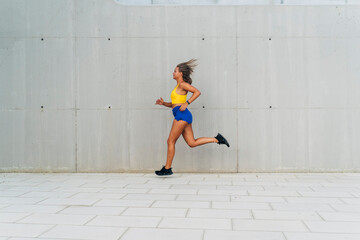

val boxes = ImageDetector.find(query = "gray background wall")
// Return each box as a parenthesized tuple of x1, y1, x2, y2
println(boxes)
(1, 0, 360, 172)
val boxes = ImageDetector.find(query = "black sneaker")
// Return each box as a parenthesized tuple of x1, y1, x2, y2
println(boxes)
(215, 133, 230, 147)
(155, 166, 173, 176)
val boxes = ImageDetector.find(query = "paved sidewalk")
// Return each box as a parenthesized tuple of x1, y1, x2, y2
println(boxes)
(0, 173, 360, 240)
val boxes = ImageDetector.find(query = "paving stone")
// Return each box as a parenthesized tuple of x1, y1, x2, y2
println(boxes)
(152, 200, 211, 209)
(188, 208, 252, 219)
(233, 219, 309, 232)
(58, 206, 126, 215)
(285, 232, 360, 240)
(248, 190, 300, 197)
(40, 225, 126, 240)
(87, 215, 161, 228)
(159, 217, 232, 230)
(0, 197, 45, 205)
(318, 212, 360, 221)
(177, 194, 230, 201)
(0, 223, 53, 238)
(212, 202, 271, 210)
(18, 213, 95, 225)
(305, 221, 360, 233)
(70, 192, 126, 199)
(330, 204, 360, 212)
(230, 196, 286, 203)
(37, 198, 98, 206)
(122, 193, 176, 201)
(100, 188, 149, 194)
(1, 173, 360, 239)
(204, 230, 286, 240)
(285, 197, 343, 204)
(271, 203, 335, 211)
(122, 207, 187, 217)
(0, 204, 66, 214)
(253, 210, 322, 221)
(0, 212, 31, 223)
(95, 199, 154, 207)
(120, 228, 203, 240)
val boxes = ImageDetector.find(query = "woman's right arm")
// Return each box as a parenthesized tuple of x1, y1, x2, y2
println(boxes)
(162, 101, 172, 108)
(156, 97, 172, 108)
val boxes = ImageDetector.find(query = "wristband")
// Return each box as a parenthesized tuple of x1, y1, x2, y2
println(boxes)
(186, 100, 191, 105)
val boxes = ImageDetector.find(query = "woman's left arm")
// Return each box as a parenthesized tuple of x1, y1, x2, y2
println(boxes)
(179, 82, 201, 111)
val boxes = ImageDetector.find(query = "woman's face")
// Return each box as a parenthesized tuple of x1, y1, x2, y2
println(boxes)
(173, 67, 182, 80)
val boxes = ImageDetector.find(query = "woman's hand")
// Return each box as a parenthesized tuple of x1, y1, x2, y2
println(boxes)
(179, 102, 188, 111)
(156, 97, 164, 105)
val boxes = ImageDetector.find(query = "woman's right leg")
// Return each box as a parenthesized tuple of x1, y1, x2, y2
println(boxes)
(182, 123, 218, 148)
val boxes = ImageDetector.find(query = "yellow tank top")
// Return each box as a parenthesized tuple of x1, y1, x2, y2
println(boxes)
(171, 84, 187, 104)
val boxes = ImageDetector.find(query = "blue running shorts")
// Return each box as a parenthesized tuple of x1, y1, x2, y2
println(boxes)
(172, 106, 193, 124)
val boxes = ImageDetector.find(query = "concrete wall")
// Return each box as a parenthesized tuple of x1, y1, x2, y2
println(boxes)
(1, 0, 360, 172)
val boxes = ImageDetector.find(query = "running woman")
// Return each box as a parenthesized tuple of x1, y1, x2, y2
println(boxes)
(155, 59, 229, 176)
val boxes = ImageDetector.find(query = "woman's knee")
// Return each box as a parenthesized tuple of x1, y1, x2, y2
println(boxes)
(187, 141, 196, 148)
(167, 138, 176, 146)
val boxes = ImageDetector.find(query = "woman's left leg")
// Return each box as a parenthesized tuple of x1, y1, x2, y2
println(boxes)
(165, 119, 188, 169)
